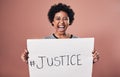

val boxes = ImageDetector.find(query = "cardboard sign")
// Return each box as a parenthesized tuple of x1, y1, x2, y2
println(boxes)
(27, 38, 94, 77)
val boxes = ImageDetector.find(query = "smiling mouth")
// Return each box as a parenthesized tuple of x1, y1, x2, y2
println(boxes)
(58, 25, 65, 28)
(57, 25, 65, 31)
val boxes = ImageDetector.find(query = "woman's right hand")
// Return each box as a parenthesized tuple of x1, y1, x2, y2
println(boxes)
(21, 49, 29, 63)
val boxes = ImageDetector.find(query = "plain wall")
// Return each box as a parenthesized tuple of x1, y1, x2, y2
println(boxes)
(0, 0, 120, 77)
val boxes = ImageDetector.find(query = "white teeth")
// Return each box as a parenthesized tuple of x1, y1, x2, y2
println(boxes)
(58, 25, 65, 31)
(59, 25, 64, 28)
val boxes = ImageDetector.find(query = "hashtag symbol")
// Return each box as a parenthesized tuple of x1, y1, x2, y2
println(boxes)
(30, 60, 35, 67)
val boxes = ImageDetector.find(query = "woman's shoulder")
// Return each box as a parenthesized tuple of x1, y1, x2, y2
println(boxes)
(71, 35, 78, 38)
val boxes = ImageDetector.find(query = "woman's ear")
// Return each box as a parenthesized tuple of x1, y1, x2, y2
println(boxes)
(68, 19, 70, 26)
(52, 23, 54, 26)
(52, 21, 54, 26)
(68, 23, 70, 26)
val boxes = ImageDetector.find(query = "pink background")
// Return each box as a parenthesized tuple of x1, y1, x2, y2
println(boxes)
(0, 0, 120, 77)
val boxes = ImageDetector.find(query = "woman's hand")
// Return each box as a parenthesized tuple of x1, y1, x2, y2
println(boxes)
(93, 50, 100, 63)
(21, 49, 29, 63)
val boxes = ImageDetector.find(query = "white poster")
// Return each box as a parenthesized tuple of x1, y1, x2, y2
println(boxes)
(27, 38, 94, 77)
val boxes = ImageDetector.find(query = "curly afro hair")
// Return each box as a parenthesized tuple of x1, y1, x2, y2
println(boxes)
(48, 3, 75, 25)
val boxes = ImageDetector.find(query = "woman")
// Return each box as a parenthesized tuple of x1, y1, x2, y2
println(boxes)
(21, 3, 99, 63)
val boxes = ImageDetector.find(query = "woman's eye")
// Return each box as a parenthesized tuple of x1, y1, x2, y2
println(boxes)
(54, 17, 69, 21)
(56, 18, 60, 20)
(63, 17, 69, 20)
(64, 18, 68, 20)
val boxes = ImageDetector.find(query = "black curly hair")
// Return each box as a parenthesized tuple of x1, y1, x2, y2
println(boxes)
(48, 3, 75, 25)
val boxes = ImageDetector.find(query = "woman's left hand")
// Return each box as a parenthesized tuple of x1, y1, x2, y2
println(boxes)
(92, 50, 100, 63)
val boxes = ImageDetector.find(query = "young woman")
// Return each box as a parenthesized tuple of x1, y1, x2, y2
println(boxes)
(21, 3, 99, 64)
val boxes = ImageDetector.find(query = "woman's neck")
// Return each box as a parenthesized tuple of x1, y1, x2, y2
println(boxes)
(54, 32, 71, 39)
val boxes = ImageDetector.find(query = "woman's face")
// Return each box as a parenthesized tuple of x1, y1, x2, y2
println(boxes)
(52, 11, 70, 34)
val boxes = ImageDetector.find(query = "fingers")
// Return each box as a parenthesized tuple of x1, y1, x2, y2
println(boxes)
(25, 49, 29, 53)
(93, 50, 99, 57)
(21, 53, 26, 63)
(21, 49, 29, 63)
(93, 50, 100, 63)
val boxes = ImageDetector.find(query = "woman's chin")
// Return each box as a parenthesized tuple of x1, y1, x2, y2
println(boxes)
(57, 31, 66, 34)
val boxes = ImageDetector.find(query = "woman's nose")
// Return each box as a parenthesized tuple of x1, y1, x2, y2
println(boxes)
(60, 19, 64, 24)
